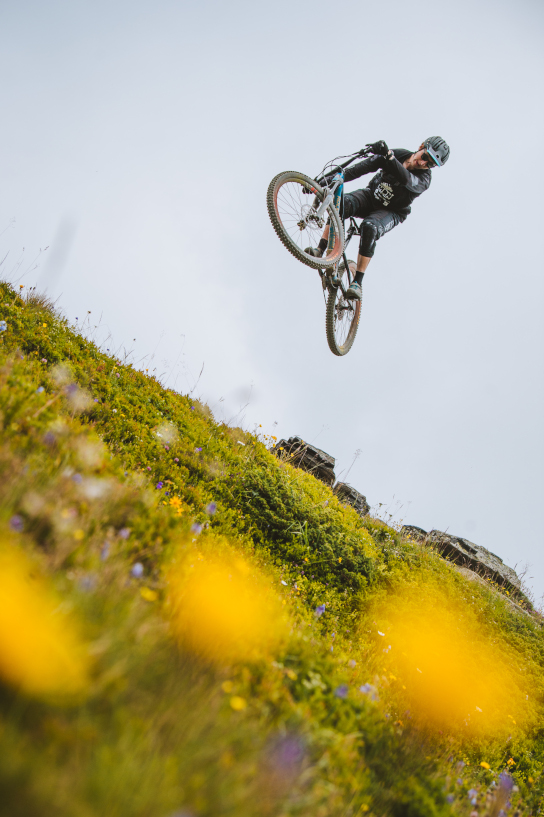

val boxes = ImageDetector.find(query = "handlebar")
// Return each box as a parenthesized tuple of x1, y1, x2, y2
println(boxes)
(315, 147, 372, 185)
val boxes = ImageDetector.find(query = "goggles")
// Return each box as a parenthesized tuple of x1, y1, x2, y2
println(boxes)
(422, 149, 440, 167)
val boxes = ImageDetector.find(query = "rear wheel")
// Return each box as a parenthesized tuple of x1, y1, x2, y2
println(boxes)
(267, 171, 344, 269)
(325, 260, 361, 356)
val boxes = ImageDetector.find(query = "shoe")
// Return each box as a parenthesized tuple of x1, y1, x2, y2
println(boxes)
(345, 281, 362, 301)
(304, 246, 323, 258)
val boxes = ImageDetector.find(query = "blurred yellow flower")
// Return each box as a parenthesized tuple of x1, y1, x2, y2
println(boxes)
(167, 549, 288, 664)
(140, 587, 158, 602)
(230, 696, 247, 711)
(0, 546, 89, 696)
(480, 761, 490, 769)
(221, 680, 234, 693)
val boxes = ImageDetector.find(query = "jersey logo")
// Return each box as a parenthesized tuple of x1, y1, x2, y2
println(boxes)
(374, 182, 394, 206)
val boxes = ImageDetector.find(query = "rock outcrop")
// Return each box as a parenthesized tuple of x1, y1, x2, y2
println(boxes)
(334, 483, 370, 517)
(401, 526, 521, 594)
(271, 437, 336, 487)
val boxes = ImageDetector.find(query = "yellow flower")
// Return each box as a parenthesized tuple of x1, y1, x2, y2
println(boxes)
(480, 761, 490, 769)
(140, 587, 158, 602)
(74, 530, 85, 541)
(507, 758, 516, 766)
(168, 550, 288, 665)
(0, 546, 89, 696)
(221, 680, 234, 693)
(230, 696, 246, 711)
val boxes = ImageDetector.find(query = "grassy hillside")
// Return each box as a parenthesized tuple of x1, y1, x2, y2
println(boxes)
(0, 280, 543, 817)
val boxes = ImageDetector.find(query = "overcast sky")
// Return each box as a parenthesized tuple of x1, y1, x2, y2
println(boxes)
(2, 0, 543, 603)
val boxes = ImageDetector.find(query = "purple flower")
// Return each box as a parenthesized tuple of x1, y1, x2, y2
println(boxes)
(468, 789, 478, 798)
(359, 683, 379, 701)
(36, 386, 45, 394)
(195, 447, 202, 453)
(205, 502, 217, 515)
(43, 431, 56, 446)
(174, 458, 179, 463)
(9, 515, 24, 532)
(190, 406, 195, 410)
(118, 528, 130, 539)
(115, 373, 120, 378)
(456, 778, 464, 785)
(315, 604, 326, 618)
(72, 473, 83, 484)
(334, 684, 349, 699)
(131, 562, 144, 578)
(446, 795, 454, 804)
(41, 358, 47, 363)
(499, 773, 514, 791)
(156, 481, 164, 489)
(191, 522, 203, 535)
(456, 761, 466, 771)
(265, 734, 305, 777)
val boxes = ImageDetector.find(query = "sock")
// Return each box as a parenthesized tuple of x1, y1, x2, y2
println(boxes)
(354, 271, 364, 286)
(318, 238, 328, 253)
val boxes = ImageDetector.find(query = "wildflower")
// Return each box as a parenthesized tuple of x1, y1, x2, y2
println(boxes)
(131, 563, 144, 578)
(221, 680, 234, 693)
(174, 457, 179, 463)
(147, 466, 152, 471)
(480, 761, 490, 769)
(9, 516, 24, 533)
(156, 481, 164, 489)
(190, 406, 195, 410)
(118, 528, 130, 539)
(140, 587, 158, 602)
(506, 758, 515, 766)
(168, 552, 288, 664)
(0, 321, 7, 332)
(446, 795, 454, 804)
(0, 547, 88, 695)
(334, 684, 349, 699)
(205, 502, 217, 515)
(468, 789, 478, 798)
(359, 683, 379, 701)
(281, 580, 287, 586)
(72, 473, 83, 484)
(115, 373, 120, 378)
(195, 447, 202, 453)
(191, 522, 203, 535)
(378, 631, 385, 636)
(457, 778, 464, 785)
(315, 604, 326, 618)
(41, 358, 47, 363)
(230, 696, 247, 711)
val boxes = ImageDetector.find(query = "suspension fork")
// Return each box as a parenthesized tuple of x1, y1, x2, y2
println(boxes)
(327, 174, 344, 254)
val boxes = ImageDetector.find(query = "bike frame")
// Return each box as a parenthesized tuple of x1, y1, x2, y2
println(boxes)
(314, 148, 372, 297)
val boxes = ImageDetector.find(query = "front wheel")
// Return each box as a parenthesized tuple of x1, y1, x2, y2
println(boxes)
(325, 260, 361, 356)
(267, 171, 344, 269)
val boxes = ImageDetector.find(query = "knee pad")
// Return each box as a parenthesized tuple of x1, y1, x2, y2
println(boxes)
(359, 218, 379, 257)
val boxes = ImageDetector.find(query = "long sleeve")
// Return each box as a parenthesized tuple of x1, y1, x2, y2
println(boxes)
(382, 152, 431, 195)
(343, 155, 385, 183)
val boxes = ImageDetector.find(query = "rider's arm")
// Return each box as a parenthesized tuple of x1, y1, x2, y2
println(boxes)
(342, 155, 384, 183)
(383, 150, 431, 195)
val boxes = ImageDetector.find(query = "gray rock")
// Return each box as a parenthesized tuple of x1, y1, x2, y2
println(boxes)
(271, 437, 336, 486)
(334, 483, 370, 517)
(400, 525, 428, 543)
(426, 530, 521, 592)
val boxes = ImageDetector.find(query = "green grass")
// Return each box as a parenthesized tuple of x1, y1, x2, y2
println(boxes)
(0, 280, 543, 816)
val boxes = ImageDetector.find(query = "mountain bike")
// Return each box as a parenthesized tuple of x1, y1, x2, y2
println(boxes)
(267, 147, 371, 356)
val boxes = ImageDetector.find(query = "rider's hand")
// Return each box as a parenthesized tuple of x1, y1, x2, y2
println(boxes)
(366, 140, 389, 156)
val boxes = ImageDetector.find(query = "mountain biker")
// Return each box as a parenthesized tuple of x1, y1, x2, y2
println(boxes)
(306, 136, 450, 300)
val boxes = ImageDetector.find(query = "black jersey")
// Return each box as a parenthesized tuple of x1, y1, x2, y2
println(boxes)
(342, 149, 432, 218)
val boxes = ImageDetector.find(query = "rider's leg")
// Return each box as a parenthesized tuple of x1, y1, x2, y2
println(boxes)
(346, 211, 402, 300)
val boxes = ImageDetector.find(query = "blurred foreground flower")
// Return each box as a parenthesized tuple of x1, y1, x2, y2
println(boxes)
(167, 551, 288, 664)
(0, 545, 89, 696)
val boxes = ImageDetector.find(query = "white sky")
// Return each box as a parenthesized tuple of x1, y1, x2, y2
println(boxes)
(2, 0, 543, 602)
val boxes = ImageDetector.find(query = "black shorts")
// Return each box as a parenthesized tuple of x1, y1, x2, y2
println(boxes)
(342, 189, 403, 257)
